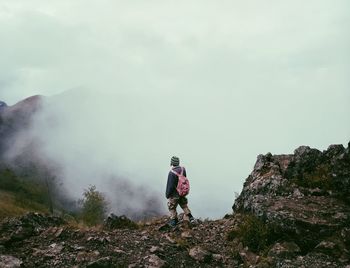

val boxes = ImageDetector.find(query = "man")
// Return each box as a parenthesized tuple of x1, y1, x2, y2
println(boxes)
(166, 156, 194, 227)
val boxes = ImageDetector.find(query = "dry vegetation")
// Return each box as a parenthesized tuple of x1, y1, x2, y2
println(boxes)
(0, 169, 49, 220)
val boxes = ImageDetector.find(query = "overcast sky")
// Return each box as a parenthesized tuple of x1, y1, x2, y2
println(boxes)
(1, 1, 349, 218)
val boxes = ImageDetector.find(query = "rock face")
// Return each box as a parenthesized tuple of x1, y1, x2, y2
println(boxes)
(233, 142, 350, 267)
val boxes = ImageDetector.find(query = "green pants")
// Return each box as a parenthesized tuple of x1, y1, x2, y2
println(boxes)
(167, 196, 191, 221)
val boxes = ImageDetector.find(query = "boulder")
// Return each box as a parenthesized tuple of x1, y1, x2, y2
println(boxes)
(189, 246, 211, 262)
(147, 254, 166, 268)
(268, 242, 301, 259)
(0, 255, 22, 268)
(86, 257, 114, 268)
(239, 247, 260, 266)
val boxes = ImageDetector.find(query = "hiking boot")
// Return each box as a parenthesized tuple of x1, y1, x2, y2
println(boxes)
(187, 213, 196, 224)
(168, 218, 178, 227)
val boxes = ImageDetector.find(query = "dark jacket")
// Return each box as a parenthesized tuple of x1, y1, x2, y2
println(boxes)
(166, 166, 187, 199)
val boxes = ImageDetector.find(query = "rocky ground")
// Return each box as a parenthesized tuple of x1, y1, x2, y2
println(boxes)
(0, 142, 349, 268)
(0, 212, 240, 267)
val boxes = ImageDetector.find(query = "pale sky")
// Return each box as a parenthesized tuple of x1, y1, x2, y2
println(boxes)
(1, 1, 349, 218)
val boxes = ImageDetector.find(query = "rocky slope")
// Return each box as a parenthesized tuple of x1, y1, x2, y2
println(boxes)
(0, 212, 237, 267)
(0, 142, 349, 268)
(233, 142, 350, 267)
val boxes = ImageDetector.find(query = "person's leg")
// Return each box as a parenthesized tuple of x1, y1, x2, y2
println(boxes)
(167, 197, 179, 225)
(179, 197, 193, 222)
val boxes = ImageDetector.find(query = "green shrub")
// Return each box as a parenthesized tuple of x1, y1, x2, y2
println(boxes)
(228, 214, 269, 252)
(288, 164, 333, 191)
(79, 185, 108, 226)
(104, 214, 138, 230)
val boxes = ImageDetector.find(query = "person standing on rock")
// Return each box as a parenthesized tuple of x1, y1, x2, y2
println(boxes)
(166, 156, 195, 227)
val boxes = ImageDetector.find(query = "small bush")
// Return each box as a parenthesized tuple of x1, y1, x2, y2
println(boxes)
(174, 238, 190, 249)
(228, 214, 269, 252)
(104, 214, 138, 230)
(288, 163, 333, 191)
(79, 185, 108, 226)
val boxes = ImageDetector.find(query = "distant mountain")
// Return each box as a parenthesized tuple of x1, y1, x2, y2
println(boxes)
(0, 95, 75, 217)
(0, 95, 43, 122)
(0, 101, 7, 111)
(0, 95, 44, 161)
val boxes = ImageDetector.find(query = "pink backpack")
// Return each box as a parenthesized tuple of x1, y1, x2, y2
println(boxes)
(171, 167, 190, 196)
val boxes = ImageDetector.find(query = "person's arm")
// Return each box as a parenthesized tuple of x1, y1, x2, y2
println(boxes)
(166, 172, 176, 198)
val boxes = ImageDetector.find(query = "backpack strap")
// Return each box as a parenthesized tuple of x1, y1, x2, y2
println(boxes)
(170, 167, 184, 176)
(170, 169, 179, 176)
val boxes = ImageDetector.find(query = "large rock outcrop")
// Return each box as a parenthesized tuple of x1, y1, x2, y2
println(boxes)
(233, 142, 350, 266)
